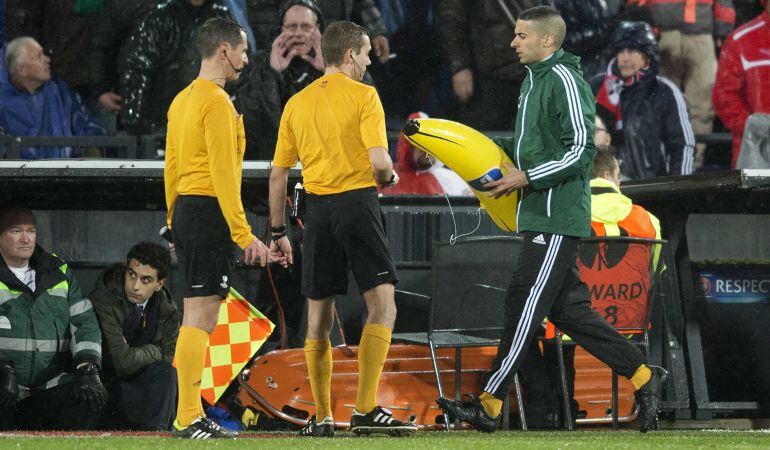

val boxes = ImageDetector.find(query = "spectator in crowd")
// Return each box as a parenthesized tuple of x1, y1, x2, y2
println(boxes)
(0, 37, 105, 159)
(90, 242, 180, 431)
(119, 0, 230, 135)
(436, 0, 539, 131)
(713, 0, 770, 168)
(379, 112, 471, 196)
(551, 0, 624, 80)
(87, 0, 160, 122)
(646, 0, 736, 168)
(590, 21, 695, 180)
(247, 0, 390, 63)
(0, 204, 107, 430)
(233, 0, 325, 160)
(5, 0, 104, 96)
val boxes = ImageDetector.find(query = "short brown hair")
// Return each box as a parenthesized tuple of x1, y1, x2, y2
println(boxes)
(196, 17, 244, 58)
(0, 204, 36, 233)
(592, 145, 618, 179)
(321, 21, 368, 68)
(518, 6, 567, 49)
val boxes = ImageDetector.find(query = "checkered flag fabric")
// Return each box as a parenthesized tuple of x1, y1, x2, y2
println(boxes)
(200, 288, 274, 404)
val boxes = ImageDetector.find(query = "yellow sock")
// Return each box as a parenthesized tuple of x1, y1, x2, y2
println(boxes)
(174, 326, 209, 427)
(305, 338, 333, 419)
(355, 324, 392, 413)
(631, 364, 652, 390)
(479, 391, 503, 417)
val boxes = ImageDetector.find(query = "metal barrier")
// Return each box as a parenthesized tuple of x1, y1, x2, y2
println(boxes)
(0, 135, 139, 159)
(0, 132, 732, 160)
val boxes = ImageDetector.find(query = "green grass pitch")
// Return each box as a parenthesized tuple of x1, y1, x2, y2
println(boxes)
(2, 430, 770, 449)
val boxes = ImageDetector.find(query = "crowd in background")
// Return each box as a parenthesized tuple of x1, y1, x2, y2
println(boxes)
(0, 0, 768, 179)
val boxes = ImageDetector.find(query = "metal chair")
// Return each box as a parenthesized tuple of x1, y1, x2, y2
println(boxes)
(541, 236, 666, 430)
(392, 236, 527, 430)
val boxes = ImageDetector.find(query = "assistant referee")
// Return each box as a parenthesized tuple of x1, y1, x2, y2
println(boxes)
(268, 21, 416, 437)
(164, 17, 274, 439)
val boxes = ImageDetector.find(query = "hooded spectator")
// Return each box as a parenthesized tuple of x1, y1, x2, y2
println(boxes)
(590, 21, 695, 180)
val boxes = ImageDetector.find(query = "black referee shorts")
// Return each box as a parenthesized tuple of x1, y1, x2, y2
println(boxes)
(171, 195, 235, 299)
(302, 187, 398, 299)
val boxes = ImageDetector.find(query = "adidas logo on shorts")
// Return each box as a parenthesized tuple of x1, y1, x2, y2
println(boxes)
(532, 234, 546, 245)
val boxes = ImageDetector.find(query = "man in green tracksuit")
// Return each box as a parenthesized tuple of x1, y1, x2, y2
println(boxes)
(0, 205, 107, 430)
(437, 6, 666, 433)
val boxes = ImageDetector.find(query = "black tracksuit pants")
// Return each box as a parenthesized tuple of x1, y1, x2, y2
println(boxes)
(483, 232, 647, 399)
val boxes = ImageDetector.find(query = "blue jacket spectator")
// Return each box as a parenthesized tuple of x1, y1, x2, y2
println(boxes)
(0, 37, 104, 159)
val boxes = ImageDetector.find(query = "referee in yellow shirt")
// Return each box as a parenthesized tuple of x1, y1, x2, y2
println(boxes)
(268, 21, 416, 437)
(164, 18, 277, 439)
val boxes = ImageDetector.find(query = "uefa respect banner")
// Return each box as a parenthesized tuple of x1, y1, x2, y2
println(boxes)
(698, 267, 770, 304)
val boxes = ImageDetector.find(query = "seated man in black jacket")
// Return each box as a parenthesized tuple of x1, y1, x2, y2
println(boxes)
(90, 242, 180, 431)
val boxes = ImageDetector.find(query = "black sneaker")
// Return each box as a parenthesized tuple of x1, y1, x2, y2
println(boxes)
(350, 406, 418, 436)
(299, 415, 335, 437)
(436, 395, 500, 433)
(635, 366, 668, 433)
(171, 417, 238, 439)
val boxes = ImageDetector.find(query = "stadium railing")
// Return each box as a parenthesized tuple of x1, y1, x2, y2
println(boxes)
(0, 133, 733, 160)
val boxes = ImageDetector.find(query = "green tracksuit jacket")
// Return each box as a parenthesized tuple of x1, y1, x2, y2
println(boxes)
(494, 49, 596, 238)
(0, 247, 102, 390)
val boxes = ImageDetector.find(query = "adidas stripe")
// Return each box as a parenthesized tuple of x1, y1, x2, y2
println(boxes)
(485, 235, 563, 393)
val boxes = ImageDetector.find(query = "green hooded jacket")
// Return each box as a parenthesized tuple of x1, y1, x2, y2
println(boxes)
(494, 49, 596, 237)
(0, 247, 102, 390)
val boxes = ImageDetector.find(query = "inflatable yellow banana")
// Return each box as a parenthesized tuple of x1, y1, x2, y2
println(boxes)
(401, 118, 518, 232)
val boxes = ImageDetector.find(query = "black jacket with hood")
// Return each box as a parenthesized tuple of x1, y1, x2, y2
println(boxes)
(589, 21, 695, 180)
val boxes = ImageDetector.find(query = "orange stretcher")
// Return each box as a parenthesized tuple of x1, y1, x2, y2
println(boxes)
(236, 344, 638, 429)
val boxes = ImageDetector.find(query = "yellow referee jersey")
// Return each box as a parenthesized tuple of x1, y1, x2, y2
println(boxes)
(272, 72, 388, 195)
(164, 77, 255, 249)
